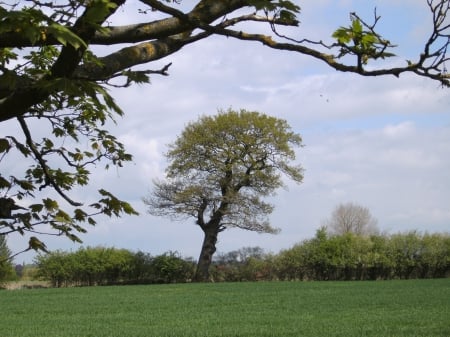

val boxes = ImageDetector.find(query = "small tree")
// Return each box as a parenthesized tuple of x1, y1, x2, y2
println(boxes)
(144, 109, 303, 281)
(0, 235, 15, 283)
(325, 202, 379, 236)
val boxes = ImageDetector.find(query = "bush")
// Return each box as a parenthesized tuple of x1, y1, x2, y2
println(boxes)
(273, 230, 450, 281)
(149, 252, 195, 284)
(36, 247, 195, 287)
(36, 247, 135, 287)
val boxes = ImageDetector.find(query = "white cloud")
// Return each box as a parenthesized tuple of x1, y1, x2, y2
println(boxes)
(383, 121, 415, 138)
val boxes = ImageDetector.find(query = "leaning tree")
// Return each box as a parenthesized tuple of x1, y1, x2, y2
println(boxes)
(144, 109, 303, 281)
(1, 0, 449, 255)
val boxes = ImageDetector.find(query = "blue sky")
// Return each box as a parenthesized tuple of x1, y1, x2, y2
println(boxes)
(5, 0, 450, 262)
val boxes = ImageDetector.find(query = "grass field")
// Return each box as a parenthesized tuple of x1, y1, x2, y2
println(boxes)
(0, 279, 449, 337)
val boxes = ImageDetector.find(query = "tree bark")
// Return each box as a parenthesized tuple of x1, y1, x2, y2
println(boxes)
(194, 227, 219, 282)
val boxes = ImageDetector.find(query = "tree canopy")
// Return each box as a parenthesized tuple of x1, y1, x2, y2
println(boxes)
(1, 0, 449, 256)
(144, 108, 303, 281)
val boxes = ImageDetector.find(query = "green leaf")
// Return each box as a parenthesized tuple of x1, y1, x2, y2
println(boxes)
(43, 138, 54, 149)
(248, 0, 272, 10)
(30, 203, 44, 212)
(17, 179, 35, 191)
(122, 70, 151, 84)
(0, 176, 11, 189)
(43, 198, 59, 211)
(53, 127, 65, 137)
(74, 208, 87, 221)
(47, 23, 87, 49)
(0, 138, 10, 153)
(95, 85, 123, 116)
(84, 0, 118, 23)
(381, 52, 396, 58)
(351, 18, 363, 34)
(332, 27, 352, 44)
(278, 0, 301, 12)
(55, 210, 72, 223)
(247, 0, 300, 14)
(8, 137, 31, 156)
(66, 233, 82, 243)
(28, 236, 48, 252)
(0, 48, 18, 64)
(122, 201, 138, 215)
(278, 10, 297, 24)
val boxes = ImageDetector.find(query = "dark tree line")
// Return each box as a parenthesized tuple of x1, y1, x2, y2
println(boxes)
(33, 230, 449, 287)
(35, 247, 195, 287)
(274, 230, 450, 281)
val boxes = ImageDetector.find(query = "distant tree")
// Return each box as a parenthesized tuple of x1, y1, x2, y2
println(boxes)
(144, 109, 303, 281)
(149, 251, 195, 284)
(0, 235, 15, 282)
(211, 246, 273, 282)
(419, 233, 450, 278)
(129, 251, 154, 283)
(35, 250, 71, 287)
(215, 246, 267, 265)
(324, 202, 379, 236)
(0, 235, 11, 259)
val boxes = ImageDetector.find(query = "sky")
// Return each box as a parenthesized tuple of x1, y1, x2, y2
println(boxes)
(5, 0, 450, 263)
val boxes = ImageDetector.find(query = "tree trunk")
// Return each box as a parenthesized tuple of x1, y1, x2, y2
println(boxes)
(194, 228, 219, 282)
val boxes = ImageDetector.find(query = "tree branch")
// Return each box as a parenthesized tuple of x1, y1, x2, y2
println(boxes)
(17, 116, 83, 207)
(0, 0, 124, 122)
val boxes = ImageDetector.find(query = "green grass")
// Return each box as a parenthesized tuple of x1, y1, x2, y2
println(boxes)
(1, 279, 449, 336)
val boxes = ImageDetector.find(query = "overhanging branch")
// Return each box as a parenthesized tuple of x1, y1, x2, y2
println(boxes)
(17, 116, 83, 207)
(199, 24, 450, 86)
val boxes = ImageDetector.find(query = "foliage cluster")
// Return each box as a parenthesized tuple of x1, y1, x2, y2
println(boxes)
(0, 0, 140, 254)
(275, 230, 450, 281)
(35, 247, 195, 287)
(1, 280, 449, 336)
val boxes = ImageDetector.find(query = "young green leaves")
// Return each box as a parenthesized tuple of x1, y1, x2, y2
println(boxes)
(332, 15, 395, 68)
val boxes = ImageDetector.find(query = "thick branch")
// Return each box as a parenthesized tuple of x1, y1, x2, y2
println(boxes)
(74, 37, 188, 80)
(0, 0, 124, 122)
(51, 0, 125, 77)
(0, 0, 246, 48)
